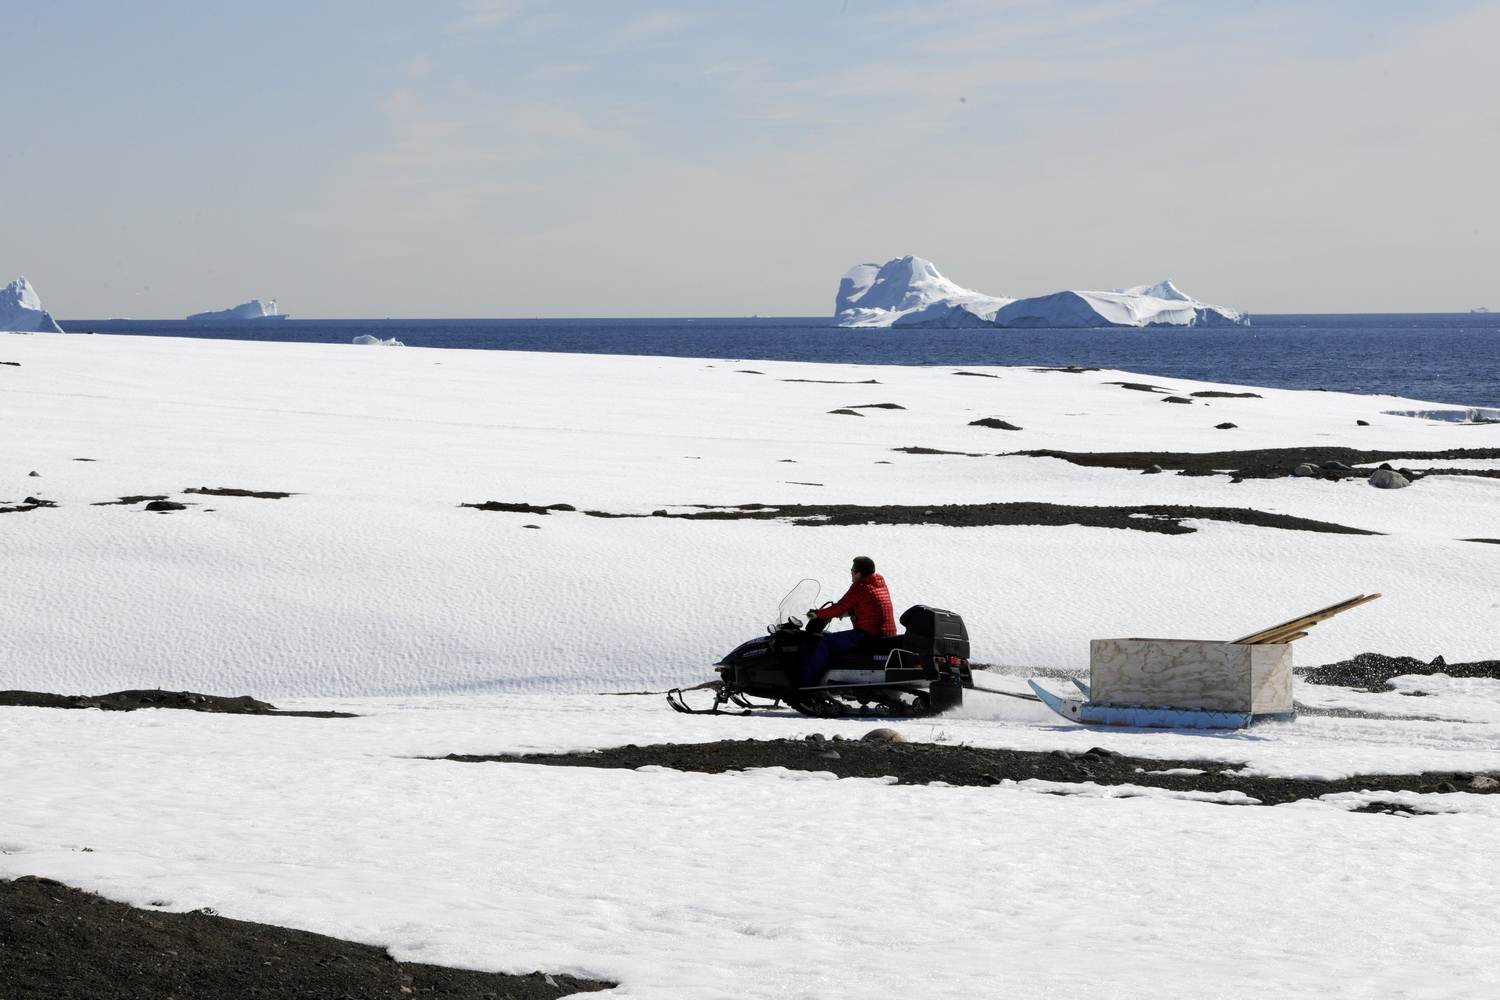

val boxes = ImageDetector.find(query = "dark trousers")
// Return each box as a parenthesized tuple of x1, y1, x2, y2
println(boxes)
(801, 629, 867, 686)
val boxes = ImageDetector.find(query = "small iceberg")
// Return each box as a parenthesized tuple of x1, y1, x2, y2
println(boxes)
(352, 335, 405, 346)
(187, 299, 288, 321)
(0, 277, 64, 333)
(835, 256, 1248, 328)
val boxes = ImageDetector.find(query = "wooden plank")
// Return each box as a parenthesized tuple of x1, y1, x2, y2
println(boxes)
(1232, 594, 1381, 644)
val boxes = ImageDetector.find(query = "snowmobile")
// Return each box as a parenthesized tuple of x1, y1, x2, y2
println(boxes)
(666, 579, 975, 718)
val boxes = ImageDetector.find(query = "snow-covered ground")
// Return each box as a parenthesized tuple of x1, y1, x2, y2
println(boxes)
(4, 332, 1500, 997)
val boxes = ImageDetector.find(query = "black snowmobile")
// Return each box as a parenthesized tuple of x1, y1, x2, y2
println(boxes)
(667, 579, 974, 718)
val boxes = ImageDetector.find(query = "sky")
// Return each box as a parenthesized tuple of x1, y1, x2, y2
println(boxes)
(4, 0, 1498, 318)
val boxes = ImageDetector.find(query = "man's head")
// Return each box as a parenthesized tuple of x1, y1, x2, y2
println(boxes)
(851, 555, 876, 581)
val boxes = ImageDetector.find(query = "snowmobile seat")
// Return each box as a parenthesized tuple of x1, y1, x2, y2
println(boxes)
(860, 634, 907, 654)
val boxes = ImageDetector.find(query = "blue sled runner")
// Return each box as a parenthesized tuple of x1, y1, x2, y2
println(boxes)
(1027, 679, 1293, 730)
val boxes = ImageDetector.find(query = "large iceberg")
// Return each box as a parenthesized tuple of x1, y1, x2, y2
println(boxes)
(835, 256, 1247, 328)
(187, 298, 287, 321)
(0, 277, 64, 333)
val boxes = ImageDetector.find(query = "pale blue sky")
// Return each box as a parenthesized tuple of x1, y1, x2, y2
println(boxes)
(5, 1, 1497, 317)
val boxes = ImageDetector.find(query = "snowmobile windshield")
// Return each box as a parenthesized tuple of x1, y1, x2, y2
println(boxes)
(777, 579, 820, 628)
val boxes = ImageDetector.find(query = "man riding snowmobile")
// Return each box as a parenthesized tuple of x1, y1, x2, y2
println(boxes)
(799, 556, 897, 690)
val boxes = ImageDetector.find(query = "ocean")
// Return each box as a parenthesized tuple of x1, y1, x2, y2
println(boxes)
(62, 312, 1500, 408)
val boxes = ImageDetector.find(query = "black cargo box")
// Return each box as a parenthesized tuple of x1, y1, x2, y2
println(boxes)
(898, 605, 970, 659)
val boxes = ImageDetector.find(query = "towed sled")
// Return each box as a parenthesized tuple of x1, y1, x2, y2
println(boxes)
(667, 579, 975, 718)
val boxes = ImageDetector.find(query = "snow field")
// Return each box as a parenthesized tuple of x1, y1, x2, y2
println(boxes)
(4, 697, 1500, 999)
(4, 332, 1500, 997)
(3, 332, 1498, 696)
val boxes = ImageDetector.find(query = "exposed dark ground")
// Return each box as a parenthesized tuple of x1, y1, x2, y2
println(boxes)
(1003, 446, 1500, 480)
(464, 499, 1379, 535)
(0, 689, 356, 718)
(440, 737, 1498, 808)
(1300, 651, 1500, 691)
(0, 876, 614, 999)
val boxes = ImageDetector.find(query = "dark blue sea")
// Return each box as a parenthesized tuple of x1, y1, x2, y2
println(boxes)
(62, 313, 1500, 408)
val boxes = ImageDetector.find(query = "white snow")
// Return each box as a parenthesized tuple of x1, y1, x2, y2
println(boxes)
(835, 256, 1247, 328)
(186, 298, 283, 321)
(3, 332, 1500, 998)
(0, 276, 64, 333)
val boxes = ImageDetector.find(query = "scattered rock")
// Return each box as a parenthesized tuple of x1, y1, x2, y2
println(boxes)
(1161, 396, 1193, 404)
(1357, 419, 1370, 426)
(1471, 775, 1499, 790)
(828, 408, 864, 416)
(831, 734, 847, 741)
(1142, 464, 1163, 474)
(1369, 469, 1411, 489)
(651, 509, 668, 516)
(145, 501, 187, 511)
(1107, 382, 1168, 393)
(862, 728, 907, 743)
(546, 503, 576, 511)
(27, 470, 39, 477)
(969, 418, 1022, 430)
(1087, 747, 1124, 759)
(953, 370, 1000, 378)
(0, 689, 354, 717)
(1322, 461, 1352, 471)
(819, 750, 842, 760)
(848, 403, 906, 410)
(1293, 463, 1318, 477)
(1191, 390, 1262, 399)
(1215, 422, 1237, 430)
(461, 501, 557, 515)
(184, 487, 293, 499)
(804, 733, 825, 742)
(522, 524, 541, 529)
(92, 495, 169, 506)
(1437, 781, 1458, 793)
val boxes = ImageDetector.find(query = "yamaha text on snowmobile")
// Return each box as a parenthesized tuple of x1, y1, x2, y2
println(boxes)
(667, 579, 974, 718)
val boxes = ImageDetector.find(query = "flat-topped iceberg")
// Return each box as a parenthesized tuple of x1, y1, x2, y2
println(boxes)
(187, 298, 287, 321)
(0, 277, 64, 333)
(836, 256, 1247, 328)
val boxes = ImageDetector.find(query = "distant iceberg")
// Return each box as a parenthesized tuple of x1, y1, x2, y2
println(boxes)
(0, 277, 64, 333)
(187, 299, 288, 321)
(835, 256, 1247, 328)
(352, 335, 405, 346)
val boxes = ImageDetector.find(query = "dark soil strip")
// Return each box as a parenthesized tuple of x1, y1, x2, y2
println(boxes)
(439, 739, 1499, 807)
(466, 497, 1377, 535)
(92, 495, 170, 505)
(1301, 652, 1500, 692)
(462, 501, 577, 515)
(1, 876, 614, 1000)
(781, 378, 880, 384)
(1002, 447, 1500, 479)
(183, 487, 295, 499)
(618, 501, 1376, 535)
(953, 370, 999, 377)
(0, 689, 356, 718)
